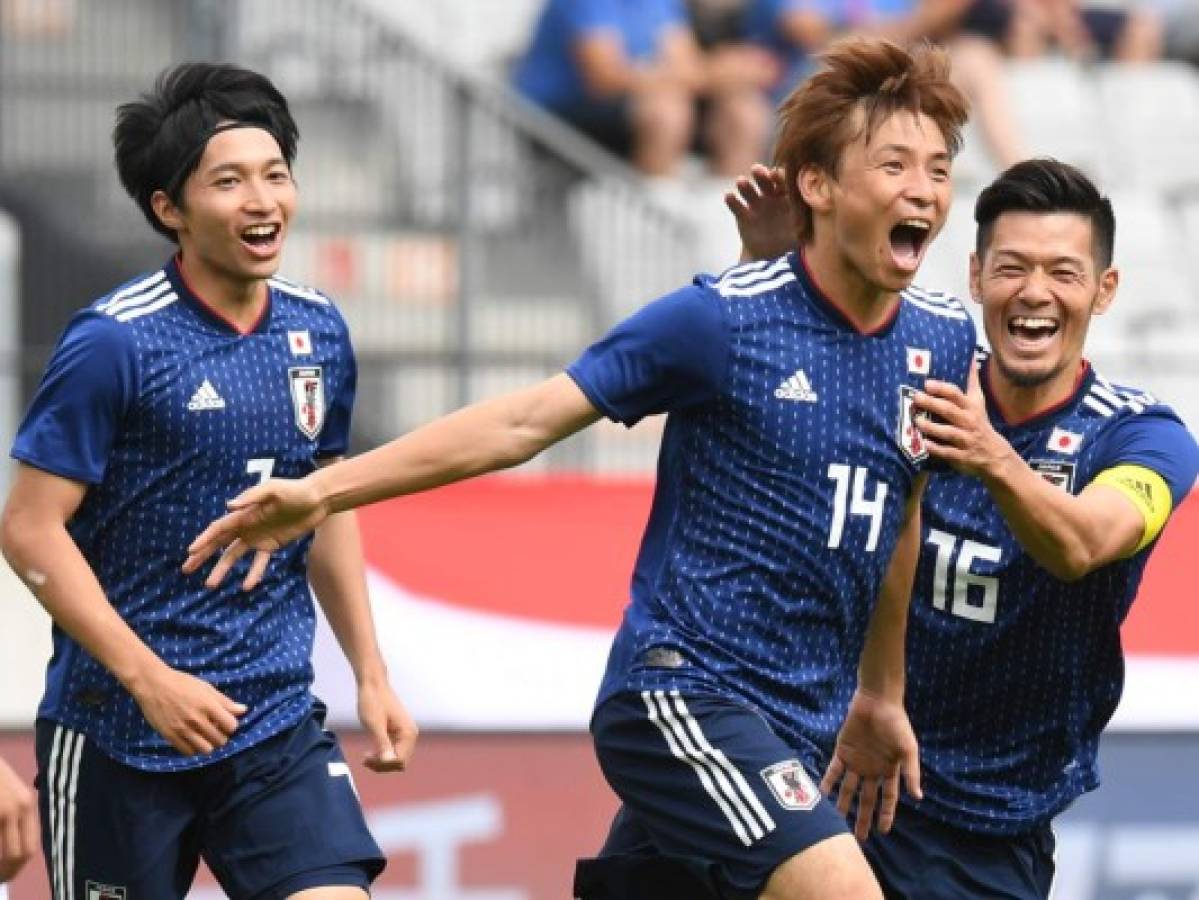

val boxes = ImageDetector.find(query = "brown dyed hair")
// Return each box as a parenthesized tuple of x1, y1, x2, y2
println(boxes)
(772, 38, 969, 244)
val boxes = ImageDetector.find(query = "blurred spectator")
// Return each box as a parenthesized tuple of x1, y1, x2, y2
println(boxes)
(513, 0, 774, 176)
(969, 0, 1162, 61)
(687, 0, 780, 174)
(744, 0, 1025, 166)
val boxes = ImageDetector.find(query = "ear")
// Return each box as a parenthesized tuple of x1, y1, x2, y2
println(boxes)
(1092, 266, 1118, 316)
(797, 165, 832, 214)
(968, 251, 983, 305)
(150, 189, 184, 235)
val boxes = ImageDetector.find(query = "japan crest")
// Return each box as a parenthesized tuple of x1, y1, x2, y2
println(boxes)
(897, 384, 929, 463)
(761, 759, 819, 811)
(289, 366, 326, 440)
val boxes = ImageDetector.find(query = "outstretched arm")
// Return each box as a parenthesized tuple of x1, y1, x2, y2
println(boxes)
(308, 463, 418, 774)
(185, 373, 602, 588)
(0, 465, 247, 756)
(821, 473, 926, 839)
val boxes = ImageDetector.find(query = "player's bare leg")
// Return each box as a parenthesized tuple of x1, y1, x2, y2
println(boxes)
(287, 887, 368, 899)
(759, 834, 883, 900)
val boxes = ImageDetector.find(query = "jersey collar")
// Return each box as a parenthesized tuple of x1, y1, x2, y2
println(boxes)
(789, 251, 901, 338)
(166, 255, 272, 336)
(983, 356, 1094, 429)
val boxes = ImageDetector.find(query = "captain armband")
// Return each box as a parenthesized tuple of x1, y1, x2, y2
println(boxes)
(1091, 464, 1173, 554)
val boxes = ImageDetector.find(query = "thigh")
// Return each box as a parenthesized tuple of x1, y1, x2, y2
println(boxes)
(35, 720, 201, 900)
(863, 804, 1055, 900)
(200, 709, 384, 900)
(592, 690, 849, 900)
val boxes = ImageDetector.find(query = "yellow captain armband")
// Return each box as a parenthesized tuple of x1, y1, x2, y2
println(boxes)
(1091, 464, 1174, 554)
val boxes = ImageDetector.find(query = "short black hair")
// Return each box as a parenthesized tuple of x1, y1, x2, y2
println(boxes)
(975, 158, 1115, 269)
(113, 62, 299, 242)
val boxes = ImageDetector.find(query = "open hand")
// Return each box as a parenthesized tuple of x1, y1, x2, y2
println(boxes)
(0, 757, 37, 883)
(820, 689, 921, 840)
(183, 476, 329, 591)
(725, 163, 794, 263)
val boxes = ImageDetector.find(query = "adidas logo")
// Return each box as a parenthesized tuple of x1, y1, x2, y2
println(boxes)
(187, 378, 226, 411)
(774, 370, 818, 402)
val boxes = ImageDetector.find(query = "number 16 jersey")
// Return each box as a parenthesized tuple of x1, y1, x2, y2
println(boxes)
(567, 253, 976, 767)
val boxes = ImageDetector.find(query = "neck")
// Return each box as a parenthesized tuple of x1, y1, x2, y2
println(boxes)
(987, 356, 1086, 423)
(177, 252, 267, 333)
(802, 233, 899, 333)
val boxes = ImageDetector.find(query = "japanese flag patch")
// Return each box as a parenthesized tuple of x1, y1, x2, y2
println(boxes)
(1048, 427, 1083, 455)
(906, 347, 931, 375)
(288, 329, 313, 356)
(761, 759, 820, 811)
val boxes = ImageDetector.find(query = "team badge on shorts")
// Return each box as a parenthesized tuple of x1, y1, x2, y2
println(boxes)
(86, 882, 127, 900)
(897, 384, 929, 463)
(289, 366, 326, 440)
(761, 760, 820, 811)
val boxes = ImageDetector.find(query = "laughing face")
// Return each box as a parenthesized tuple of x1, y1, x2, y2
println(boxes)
(804, 108, 951, 304)
(971, 210, 1118, 392)
(154, 124, 296, 299)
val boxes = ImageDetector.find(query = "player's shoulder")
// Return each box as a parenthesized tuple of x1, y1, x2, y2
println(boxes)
(89, 267, 178, 327)
(900, 283, 971, 325)
(700, 255, 796, 302)
(268, 274, 348, 328)
(1077, 367, 1177, 424)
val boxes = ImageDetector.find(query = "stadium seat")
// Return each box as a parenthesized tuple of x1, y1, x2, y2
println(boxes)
(1005, 60, 1107, 183)
(1096, 62, 1199, 195)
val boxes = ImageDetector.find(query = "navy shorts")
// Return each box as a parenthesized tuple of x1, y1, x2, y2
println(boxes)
(576, 690, 849, 900)
(863, 802, 1056, 899)
(35, 704, 384, 900)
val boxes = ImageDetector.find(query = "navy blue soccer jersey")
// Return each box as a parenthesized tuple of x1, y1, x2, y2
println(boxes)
(12, 257, 357, 771)
(567, 253, 977, 768)
(905, 354, 1199, 834)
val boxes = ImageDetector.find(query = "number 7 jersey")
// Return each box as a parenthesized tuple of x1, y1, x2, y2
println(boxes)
(11, 257, 357, 771)
(567, 253, 977, 766)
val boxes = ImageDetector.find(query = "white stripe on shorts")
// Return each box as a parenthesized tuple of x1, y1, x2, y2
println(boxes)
(642, 690, 777, 846)
(48, 725, 83, 900)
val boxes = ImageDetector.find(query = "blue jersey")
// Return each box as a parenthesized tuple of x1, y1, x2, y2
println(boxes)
(568, 253, 977, 768)
(906, 354, 1199, 834)
(513, 0, 687, 110)
(12, 258, 357, 771)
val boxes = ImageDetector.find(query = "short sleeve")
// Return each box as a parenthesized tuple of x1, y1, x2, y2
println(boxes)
(566, 284, 729, 427)
(11, 311, 138, 485)
(1091, 409, 1199, 507)
(317, 314, 357, 458)
(567, 0, 623, 35)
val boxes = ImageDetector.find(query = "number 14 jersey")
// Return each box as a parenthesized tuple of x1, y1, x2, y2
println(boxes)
(568, 253, 976, 766)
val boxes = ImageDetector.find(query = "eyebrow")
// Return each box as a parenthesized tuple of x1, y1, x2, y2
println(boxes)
(874, 143, 951, 161)
(992, 250, 1085, 267)
(203, 157, 288, 177)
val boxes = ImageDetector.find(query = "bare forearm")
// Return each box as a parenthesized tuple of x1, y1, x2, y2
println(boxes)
(314, 375, 598, 515)
(0, 519, 162, 691)
(980, 453, 1135, 580)
(308, 509, 387, 685)
(858, 480, 924, 701)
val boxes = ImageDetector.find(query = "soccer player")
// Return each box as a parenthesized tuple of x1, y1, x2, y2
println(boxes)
(185, 39, 975, 900)
(0, 755, 36, 886)
(732, 158, 1199, 898)
(0, 63, 416, 899)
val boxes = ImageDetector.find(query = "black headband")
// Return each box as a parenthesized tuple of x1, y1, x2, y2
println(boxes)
(163, 120, 286, 198)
